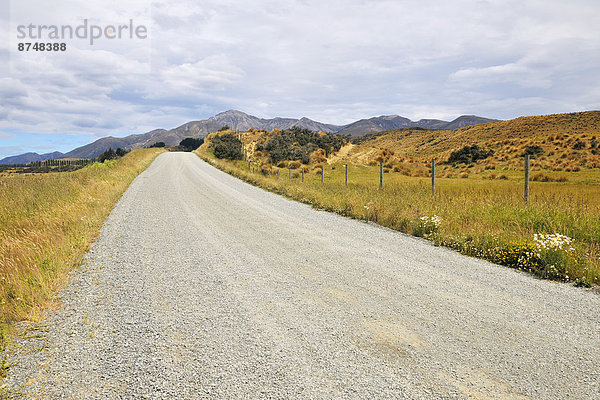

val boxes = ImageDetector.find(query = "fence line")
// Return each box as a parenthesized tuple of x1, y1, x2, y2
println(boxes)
(432, 159, 436, 196)
(0, 158, 99, 174)
(244, 157, 535, 201)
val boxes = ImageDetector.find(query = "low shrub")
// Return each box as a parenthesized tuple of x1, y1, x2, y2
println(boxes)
(414, 215, 441, 238)
(288, 160, 301, 169)
(211, 134, 243, 160)
(448, 144, 493, 165)
(522, 145, 544, 158)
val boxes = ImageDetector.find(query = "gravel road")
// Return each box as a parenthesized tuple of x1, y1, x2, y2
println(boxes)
(4, 152, 600, 399)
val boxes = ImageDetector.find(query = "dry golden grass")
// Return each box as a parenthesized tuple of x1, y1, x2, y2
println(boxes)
(346, 111, 600, 171)
(0, 149, 162, 340)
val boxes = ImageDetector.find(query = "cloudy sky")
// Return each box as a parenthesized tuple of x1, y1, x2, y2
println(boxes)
(1, 0, 599, 159)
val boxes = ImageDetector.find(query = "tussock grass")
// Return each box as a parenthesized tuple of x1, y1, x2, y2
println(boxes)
(198, 149, 600, 287)
(347, 111, 600, 171)
(0, 149, 162, 341)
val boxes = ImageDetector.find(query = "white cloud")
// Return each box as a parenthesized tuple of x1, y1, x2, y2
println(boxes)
(160, 55, 245, 92)
(1, 0, 599, 157)
(450, 61, 553, 89)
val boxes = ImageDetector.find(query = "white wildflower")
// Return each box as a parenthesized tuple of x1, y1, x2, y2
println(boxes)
(533, 233, 573, 252)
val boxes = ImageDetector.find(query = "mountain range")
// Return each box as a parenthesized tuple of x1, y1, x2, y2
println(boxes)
(0, 151, 64, 165)
(0, 110, 497, 164)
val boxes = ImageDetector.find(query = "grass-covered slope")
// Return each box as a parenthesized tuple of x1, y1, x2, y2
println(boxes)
(348, 111, 600, 172)
(0, 148, 163, 342)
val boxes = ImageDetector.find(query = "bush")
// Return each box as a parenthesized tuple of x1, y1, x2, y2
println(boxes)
(494, 241, 539, 271)
(573, 140, 586, 150)
(218, 125, 230, 131)
(531, 173, 568, 182)
(263, 126, 347, 164)
(414, 215, 441, 238)
(287, 160, 301, 169)
(211, 134, 243, 160)
(179, 137, 204, 152)
(98, 148, 129, 162)
(447, 144, 493, 165)
(98, 148, 116, 162)
(533, 233, 575, 280)
(522, 145, 544, 158)
(493, 234, 577, 280)
(149, 142, 165, 148)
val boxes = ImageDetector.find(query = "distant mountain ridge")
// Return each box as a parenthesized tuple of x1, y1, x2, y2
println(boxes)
(0, 110, 497, 163)
(0, 151, 63, 165)
(336, 115, 497, 136)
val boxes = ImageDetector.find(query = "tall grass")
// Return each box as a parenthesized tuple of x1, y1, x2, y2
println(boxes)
(198, 150, 600, 287)
(0, 149, 162, 341)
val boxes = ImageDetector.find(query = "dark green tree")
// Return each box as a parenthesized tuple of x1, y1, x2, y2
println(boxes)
(179, 138, 204, 151)
(98, 148, 116, 162)
(211, 134, 243, 159)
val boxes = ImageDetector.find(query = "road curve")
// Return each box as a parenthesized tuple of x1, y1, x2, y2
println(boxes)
(4, 152, 600, 399)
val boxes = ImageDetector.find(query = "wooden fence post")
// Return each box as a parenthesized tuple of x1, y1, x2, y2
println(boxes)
(321, 165, 324, 183)
(302, 168, 304, 182)
(345, 164, 348, 186)
(277, 169, 279, 179)
(379, 161, 383, 188)
(288, 168, 291, 179)
(431, 159, 436, 196)
(524, 155, 530, 204)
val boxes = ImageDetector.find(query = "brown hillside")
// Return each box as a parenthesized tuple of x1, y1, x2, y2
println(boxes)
(345, 111, 600, 171)
(203, 111, 600, 175)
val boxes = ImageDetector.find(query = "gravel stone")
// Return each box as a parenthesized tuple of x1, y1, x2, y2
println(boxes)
(3, 152, 599, 399)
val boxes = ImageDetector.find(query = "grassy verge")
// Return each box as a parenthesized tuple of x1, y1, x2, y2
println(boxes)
(0, 148, 163, 345)
(197, 149, 600, 288)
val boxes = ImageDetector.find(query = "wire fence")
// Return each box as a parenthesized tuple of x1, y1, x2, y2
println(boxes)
(246, 155, 535, 203)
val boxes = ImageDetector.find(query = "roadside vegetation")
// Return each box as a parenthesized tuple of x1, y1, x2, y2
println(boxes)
(0, 148, 163, 348)
(197, 112, 600, 288)
(179, 138, 204, 152)
(211, 133, 244, 159)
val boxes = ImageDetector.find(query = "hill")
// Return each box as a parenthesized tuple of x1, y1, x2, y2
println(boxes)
(59, 129, 167, 159)
(0, 151, 64, 165)
(230, 111, 600, 175)
(337, 115, 497, 137)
